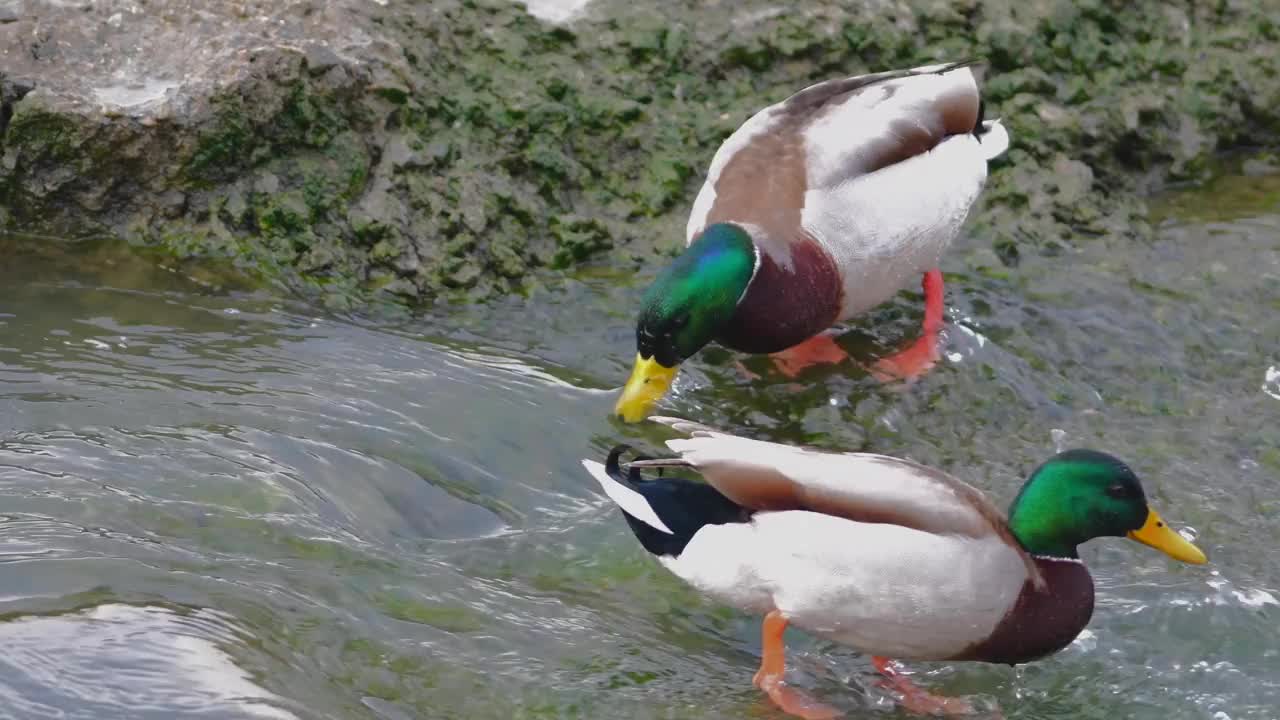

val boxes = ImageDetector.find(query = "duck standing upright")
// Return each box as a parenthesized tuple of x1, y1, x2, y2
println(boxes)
(582, 417, 1207, 718)
(615, 61, 1010, 422)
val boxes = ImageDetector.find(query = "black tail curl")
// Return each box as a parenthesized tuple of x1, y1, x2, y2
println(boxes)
(605, 444, 632, 481)
(605, 444, 665, 483)
(597, 443, 749, 558)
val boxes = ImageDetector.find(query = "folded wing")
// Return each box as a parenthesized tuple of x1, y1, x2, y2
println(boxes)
(638, 417, 1028, 556)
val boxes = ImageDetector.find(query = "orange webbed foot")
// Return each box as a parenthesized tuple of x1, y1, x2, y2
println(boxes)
(756, 675, 842, 720)
(753, 611, 842, 719)
(872, 656, 982, 717)
(869, 332, 942, 383)
(769, 333, 849, 378)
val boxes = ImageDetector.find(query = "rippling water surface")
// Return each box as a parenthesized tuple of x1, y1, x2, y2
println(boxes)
(0, 169, 1277, 719)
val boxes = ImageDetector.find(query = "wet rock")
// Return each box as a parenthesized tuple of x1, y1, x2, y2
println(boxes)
(1243, 156, 1279, 177)
(159, 189, 187, 219)
(1051, 157, 1093, 207)
(1, 0, 1279, 307)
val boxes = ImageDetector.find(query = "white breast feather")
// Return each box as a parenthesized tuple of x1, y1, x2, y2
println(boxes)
(665, 510, 1027, 659)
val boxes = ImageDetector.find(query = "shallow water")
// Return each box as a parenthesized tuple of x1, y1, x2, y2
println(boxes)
(0, 168, 1277, 720)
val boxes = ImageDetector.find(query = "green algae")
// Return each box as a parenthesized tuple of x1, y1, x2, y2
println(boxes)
(3, 0, 1280, 308)
(374, 594, 487, 633)
(4, 107, 79, 166)
(1150, 155, 1280, 224)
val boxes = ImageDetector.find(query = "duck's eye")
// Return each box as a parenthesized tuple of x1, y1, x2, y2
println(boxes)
(1105, 483, 1130, 499)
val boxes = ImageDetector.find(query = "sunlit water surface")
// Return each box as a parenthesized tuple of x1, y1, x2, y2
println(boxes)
(0, 169, 1277, 719)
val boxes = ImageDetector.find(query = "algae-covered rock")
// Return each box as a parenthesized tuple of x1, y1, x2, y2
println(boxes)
(1, 0, 1279, 306)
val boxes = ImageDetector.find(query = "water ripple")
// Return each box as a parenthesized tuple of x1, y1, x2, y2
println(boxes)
(1, 191, 1278, 718)
(0, 603, 296, 719)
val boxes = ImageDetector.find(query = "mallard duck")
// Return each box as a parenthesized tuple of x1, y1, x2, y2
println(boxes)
(581, 417, 1207, 718)
(615, 60, 1010, 423)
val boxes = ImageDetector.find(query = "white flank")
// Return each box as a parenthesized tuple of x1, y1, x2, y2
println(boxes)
(658, 522, 776, 614)
(665, 510, 1027, 659)
(581, 460, 673, 535)
(797, 66, 992, 318)
(803, 132, 989, 318)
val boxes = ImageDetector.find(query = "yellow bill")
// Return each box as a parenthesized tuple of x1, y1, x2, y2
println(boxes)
(614, 354, 678, 423)
(1127, 509, 1207, 564)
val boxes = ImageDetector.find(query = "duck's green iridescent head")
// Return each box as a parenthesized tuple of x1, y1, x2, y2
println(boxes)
(1007, 449, 1206, 564)
(614, 223, 756, 422)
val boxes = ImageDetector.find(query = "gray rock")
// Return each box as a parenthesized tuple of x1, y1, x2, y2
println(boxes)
(1, 1, 379, 119)
(253, 173, 281, 196)
(304, 43, 344, 75)
(1, 0, 1279, 309)
(0, 0, 402, 286)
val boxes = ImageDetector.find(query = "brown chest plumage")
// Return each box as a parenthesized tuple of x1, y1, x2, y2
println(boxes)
(715, 239, 843, 354)
(952, 557, 1096, 666)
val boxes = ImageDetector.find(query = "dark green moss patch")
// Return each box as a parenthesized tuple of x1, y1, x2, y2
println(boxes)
(187, 116, 255, 183)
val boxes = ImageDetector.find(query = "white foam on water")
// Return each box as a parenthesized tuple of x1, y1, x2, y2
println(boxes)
(1263, 364, 1280, 400)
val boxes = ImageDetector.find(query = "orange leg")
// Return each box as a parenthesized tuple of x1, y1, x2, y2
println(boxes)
(871, 269, 945, 383)
(768, 332, 849, 379)
(872, 656, 976, 716)
(733, 359, 762, 382)
(752, 611, 841, 720)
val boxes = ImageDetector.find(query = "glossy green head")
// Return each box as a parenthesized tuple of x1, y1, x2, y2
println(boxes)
(614, 223, 755, 423)
(636, 223, 756, 366)
(1007, 449, 1206, 564)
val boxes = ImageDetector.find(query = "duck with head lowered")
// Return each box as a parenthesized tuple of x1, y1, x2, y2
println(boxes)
(615, 60, 1010, 423)
(582, 418, 1207, 718)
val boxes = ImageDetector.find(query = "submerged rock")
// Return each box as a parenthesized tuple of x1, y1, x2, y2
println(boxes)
(1, 0, 1278, 306)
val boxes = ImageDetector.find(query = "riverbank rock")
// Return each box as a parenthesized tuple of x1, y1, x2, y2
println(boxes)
(2, 0, 1278, 307)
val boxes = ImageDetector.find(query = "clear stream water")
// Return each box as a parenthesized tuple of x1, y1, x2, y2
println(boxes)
(0, 167, 1277, 720)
